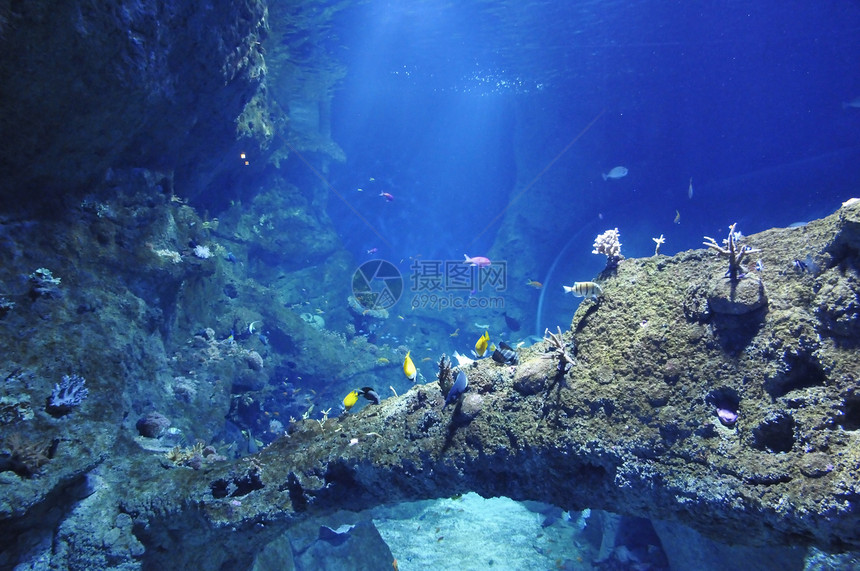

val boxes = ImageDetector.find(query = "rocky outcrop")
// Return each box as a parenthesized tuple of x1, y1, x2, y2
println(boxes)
(3, 198, 859, 568)
(0, 0, 267, 207)
(107, 201, 860, 568)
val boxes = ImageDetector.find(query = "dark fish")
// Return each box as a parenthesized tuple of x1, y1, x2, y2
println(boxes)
(491, 341, 519, 365)
(803, 254, 820, 274)
(359, 386, 380, 405)
(793, 259, 808, 272)
(503, 312, 521, 332)
(444, 371, 468, 408)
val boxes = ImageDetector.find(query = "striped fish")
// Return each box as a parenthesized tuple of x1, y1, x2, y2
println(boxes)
(491, 341, 519, 365)
(562, 282, 603, 300)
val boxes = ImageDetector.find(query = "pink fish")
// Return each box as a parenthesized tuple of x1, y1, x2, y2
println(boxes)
(463, 254, 491, 268)
(379, 191, 394, 202)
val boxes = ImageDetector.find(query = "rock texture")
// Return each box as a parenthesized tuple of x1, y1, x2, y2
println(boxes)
(0, 0, 267, 206)
(104, 201, 860, 568)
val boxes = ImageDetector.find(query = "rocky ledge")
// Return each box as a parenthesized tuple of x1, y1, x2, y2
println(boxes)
(105, 201, 860, 568)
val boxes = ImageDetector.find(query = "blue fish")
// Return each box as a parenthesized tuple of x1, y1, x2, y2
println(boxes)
(444, 371, 468, 408)
(225, 252, 238, 263)
(755, 260, 763, 272)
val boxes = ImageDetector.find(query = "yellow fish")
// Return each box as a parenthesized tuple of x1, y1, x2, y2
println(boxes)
(403, 351, 417, 382)
(343, 390, 360, 411)
(449, 328, 460, 337)
(475, 331, 490, 357)
(526, 279, 543, 289)
(563, 282, 603, 300)
(377, 357, 390, 364)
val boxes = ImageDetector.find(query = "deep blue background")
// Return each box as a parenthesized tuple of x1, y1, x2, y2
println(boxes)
(324, 0, 860, 332)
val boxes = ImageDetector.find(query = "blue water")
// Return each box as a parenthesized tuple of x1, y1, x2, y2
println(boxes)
(3, 2, 860, 569)
(322, 0, 860, 334)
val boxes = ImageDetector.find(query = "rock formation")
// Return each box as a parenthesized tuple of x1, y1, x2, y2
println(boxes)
(103, 201, 860, 568)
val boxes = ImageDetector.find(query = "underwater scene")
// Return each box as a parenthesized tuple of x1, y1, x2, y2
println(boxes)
(1, 0, 860, 569)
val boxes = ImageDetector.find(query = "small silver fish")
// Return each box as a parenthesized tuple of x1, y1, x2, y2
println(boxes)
(602, 166, 628, 181)
(688, 177, 693, 199)
(563, 282, 603, 300)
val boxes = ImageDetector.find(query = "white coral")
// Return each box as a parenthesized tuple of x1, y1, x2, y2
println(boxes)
(193, 244, 212, 259)
(592, 228, 622, 259)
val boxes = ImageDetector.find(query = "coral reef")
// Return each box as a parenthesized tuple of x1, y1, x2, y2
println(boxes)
(73, 202, 860, 570)
(348, 295, 389, 319)
(0, 297, 14, 317)
(436, 354, 456, 395)
(136, 412, 171, 439)
(3, 166, 856, 568)
(28, 268, 62, 299)
(299, 313, 325, 329)
(45, 374, 88, 417)
(703, 222, 760, 282)
(691, 223, 768, 318)
(192, 244, 213, 259)
(592, 228, 623, 266)
(542, 326, 576, 373)
(0, 433, 54, 478)
(166, 443, 227, 470)
(0, 7, 856, 567)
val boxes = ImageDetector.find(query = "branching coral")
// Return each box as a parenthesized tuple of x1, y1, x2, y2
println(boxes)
(2, 432, 53, 478)
(28, 268, 61, 299)
(652, 234, 665, 256)
(592, 228, 623, 266)
(703, 223, 760, 282)
(437, 354, 455, 395)
(166, 442, 227, 470)
(46, 374, 89, 417)
(542, 327, 576, 373)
